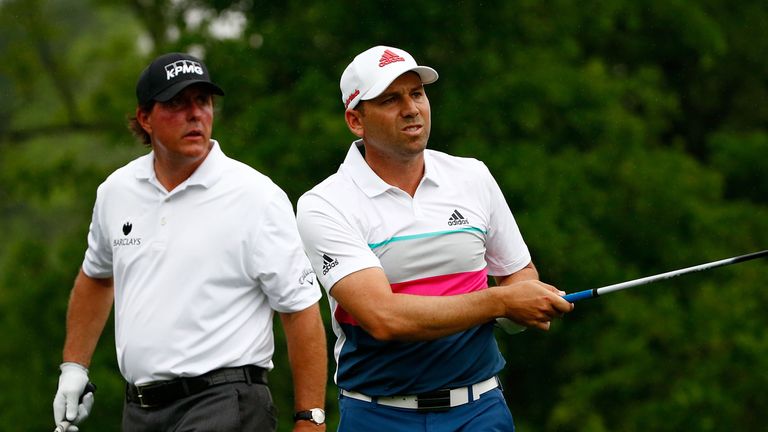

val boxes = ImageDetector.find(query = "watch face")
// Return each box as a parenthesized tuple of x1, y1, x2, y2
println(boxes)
(311, 408, 326, 424)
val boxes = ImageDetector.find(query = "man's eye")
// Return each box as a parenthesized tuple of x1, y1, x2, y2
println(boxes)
(166, 99, 183, 108)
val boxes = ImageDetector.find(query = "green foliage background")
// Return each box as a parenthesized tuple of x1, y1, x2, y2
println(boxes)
(1, 0, 767, 430)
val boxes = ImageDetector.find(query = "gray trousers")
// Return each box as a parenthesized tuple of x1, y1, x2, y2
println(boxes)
(122, 381, 277, 431)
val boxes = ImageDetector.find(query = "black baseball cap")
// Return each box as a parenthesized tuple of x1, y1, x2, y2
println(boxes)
(136, 52, 224, 106)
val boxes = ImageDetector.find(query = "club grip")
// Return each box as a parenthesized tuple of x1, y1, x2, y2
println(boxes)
(81, 381, 97, 402)
(54, 383, 97, 432)
(562, 290, 595, 302)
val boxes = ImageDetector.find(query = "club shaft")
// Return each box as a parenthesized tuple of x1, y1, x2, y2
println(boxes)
(563, 249, 768, 302)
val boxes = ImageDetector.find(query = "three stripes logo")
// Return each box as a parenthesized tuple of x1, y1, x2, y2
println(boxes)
(379, 49, 405, 67)
(447, 209, 469, 226)
(322, 253, 339, 275)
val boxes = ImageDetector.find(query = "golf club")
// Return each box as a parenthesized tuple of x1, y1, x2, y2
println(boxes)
(53, 382, 97, 432)
(562, 249, 768, 302)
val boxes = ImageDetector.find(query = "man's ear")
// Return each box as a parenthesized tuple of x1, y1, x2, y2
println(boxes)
(136, 107, 152, 135)
(345, 109, 364, 138)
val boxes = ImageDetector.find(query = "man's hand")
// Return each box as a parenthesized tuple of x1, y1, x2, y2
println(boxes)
(53, 362, 94, 431)
(499, 280, 574, 331)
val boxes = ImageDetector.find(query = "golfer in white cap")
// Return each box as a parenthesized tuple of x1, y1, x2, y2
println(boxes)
(297, 45, 573, 431)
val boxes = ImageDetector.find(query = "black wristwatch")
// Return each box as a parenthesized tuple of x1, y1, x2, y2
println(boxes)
(294, 408, 326, 425)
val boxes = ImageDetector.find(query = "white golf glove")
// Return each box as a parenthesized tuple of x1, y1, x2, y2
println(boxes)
(53, 362, 94, 431)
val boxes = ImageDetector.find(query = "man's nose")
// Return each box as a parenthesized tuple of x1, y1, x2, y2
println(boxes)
(401, 96, 419, 117)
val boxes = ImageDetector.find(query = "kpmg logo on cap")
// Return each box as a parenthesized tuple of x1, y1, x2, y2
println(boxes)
(165, 60, 204, 80)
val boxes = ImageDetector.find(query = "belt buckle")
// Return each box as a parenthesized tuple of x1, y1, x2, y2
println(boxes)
(416, 389, 451, 412)
(135, 384, 153, 408)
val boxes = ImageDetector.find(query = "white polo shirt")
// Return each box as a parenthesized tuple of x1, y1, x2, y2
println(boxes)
(296, 141, 530, 395)
(83, 140, 320, 385)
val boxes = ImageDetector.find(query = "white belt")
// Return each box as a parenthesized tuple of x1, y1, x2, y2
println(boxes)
(340, 376, 500, 410)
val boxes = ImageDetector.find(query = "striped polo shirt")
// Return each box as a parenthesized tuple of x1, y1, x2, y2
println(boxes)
(297, 141, 531, 396)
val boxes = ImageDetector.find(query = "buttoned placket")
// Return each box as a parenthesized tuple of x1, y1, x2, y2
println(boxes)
(151, 193, 172, 250)
(160, 196, 170, 226)
(149, 179, 186, 249)
(411, 175, 435, 220)
(157, 186, 186, 232)
(388, 187, 424, 220)
(411, 193, 424, 219)
(153, 175, 193, 234)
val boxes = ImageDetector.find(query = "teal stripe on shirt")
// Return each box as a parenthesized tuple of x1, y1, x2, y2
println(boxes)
(368, 226, 487, 250)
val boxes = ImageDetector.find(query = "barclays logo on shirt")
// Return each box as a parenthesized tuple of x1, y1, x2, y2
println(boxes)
(113, 220, 142, 247)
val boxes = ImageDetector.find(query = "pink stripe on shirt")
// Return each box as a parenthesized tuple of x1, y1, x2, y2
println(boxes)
(334, 269, 489, 326)
(390, 268, 489, 296)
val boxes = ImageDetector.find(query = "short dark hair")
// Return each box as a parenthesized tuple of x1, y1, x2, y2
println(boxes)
(128, 101, 155, 147)
(354, 101, 366, 115)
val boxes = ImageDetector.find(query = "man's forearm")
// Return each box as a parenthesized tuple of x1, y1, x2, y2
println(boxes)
(333, 264, 569, 339)
(62, 269, 114, 367)
(280, 303, 328, 411)
(494, 261, 539, 286)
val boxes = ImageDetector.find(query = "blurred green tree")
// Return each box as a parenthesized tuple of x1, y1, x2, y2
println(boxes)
(1, 0, 766, 430)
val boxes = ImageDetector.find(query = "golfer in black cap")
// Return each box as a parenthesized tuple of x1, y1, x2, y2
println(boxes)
(52, 53, 327, 431)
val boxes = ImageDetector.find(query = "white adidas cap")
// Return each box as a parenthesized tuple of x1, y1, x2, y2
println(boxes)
(340, 45, 439, 110)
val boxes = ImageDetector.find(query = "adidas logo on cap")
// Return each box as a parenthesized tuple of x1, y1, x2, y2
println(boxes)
(378, 49, 405, 67)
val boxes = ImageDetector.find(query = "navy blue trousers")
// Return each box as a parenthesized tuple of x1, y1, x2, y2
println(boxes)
(338, 388, 515, 432)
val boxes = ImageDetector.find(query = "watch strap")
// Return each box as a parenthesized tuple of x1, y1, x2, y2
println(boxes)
(294, 408, 325, 425)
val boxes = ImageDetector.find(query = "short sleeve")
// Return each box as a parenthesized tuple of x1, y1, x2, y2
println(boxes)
(82, 188, 114, 278)
(250, 189, 322, 313)
(482, 165, 531, 276)
(296, 192, 381, 293)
